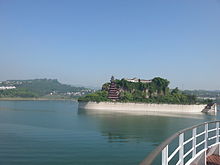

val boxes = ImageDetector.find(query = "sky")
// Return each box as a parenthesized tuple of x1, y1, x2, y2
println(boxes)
(0, 0, 220, 90)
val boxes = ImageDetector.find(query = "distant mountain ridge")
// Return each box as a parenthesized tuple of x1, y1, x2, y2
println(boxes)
(0, 79, 94, 98)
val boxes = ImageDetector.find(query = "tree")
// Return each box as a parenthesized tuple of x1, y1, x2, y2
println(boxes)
(171, 87, 180, 95)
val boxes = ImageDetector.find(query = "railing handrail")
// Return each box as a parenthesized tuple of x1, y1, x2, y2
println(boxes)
(140, 120, 220, 165)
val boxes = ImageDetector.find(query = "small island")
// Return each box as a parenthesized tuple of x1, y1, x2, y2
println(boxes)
(78, 76, 216, 113)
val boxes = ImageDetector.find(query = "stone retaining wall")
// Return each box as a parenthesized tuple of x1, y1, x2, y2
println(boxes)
(78, 101, 206, 113)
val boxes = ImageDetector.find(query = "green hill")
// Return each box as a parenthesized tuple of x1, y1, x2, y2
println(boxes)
(0, 79, 93, 98)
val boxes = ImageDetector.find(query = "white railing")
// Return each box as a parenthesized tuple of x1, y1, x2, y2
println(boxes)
(140, 121, 220, 165)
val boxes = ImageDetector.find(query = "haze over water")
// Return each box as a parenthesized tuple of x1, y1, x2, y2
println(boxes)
(0, 100, 218, 165)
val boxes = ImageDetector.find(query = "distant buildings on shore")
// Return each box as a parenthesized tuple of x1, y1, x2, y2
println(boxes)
(0, 86, 16, 90)
(64, 89, 96, 97)
(197, 97, 216, 100)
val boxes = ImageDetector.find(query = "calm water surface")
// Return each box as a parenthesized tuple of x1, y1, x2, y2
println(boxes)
(0, 100, 218, 165)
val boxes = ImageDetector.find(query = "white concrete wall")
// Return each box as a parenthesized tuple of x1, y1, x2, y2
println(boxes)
(78, 101, 206, 113)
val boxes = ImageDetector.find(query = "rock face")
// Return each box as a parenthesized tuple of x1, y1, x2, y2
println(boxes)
(78, 101, 207, 113)
(202, 103, 217, 114)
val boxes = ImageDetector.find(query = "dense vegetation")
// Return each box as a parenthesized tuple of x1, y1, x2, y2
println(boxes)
(0, 88, 38, 98)
(0, 79, 91, 98)
(78, 77, 212, 104)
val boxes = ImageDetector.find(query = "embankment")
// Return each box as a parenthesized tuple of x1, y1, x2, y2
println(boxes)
(78, 101, 206, 113)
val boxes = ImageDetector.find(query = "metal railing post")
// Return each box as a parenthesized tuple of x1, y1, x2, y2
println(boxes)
(192, 128, 197, 157)
(216, 122, 220, 156)
(162, 145, 168, 165)
(205, 123, 208, 149)
(179, 133, 184, 165)
(204, 123, 208, 165)
(216, 122, 219, 143)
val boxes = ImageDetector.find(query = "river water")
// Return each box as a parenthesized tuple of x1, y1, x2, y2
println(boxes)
(0, 100, 218, 165)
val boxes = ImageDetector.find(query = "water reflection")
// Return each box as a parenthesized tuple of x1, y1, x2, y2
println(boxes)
(78, 108, 209, 118)
(78, 109, 217, 144)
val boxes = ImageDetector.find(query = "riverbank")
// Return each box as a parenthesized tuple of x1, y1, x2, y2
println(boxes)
(0, 97, 77, 101)
(78, 101, 206, 113)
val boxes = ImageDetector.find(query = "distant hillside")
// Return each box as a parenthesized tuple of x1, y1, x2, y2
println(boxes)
(0, 79, 94, 98)
(183, 90, 220, 104)
(183, 90, 220, 98)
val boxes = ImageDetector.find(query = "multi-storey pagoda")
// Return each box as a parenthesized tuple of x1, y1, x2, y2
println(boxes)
(108, 76, 119, 101)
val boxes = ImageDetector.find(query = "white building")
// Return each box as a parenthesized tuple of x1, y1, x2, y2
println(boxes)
(125, 78, 152, 83)
(0, 86, 16, 90)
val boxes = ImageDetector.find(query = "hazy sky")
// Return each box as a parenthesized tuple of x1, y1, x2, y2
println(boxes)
(0, 0, 220, 90)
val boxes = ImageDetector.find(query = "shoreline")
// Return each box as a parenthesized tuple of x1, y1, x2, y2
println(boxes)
(0, 97, 77, 101)
(78, 101, 207, 113)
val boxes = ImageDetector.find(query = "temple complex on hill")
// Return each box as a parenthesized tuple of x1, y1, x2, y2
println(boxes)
(108, 76, 119, 101)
